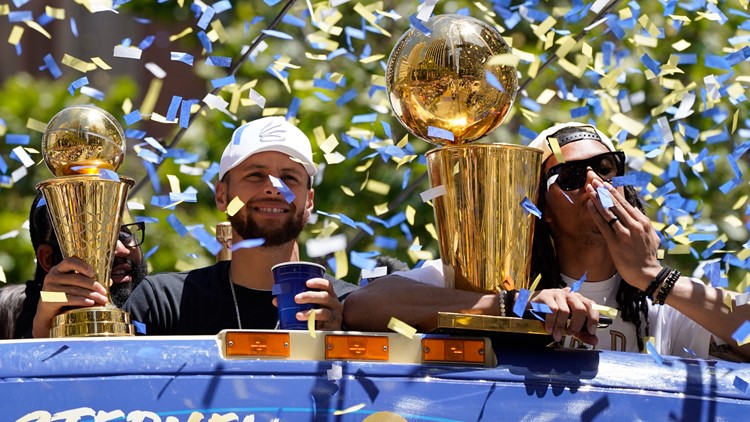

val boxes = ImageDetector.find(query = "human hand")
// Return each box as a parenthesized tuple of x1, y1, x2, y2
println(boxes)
(530, 287, 599, 345)
(296, 277, 344, 330)
(585, 179, 662, 290)
(32, 257, 108, 338)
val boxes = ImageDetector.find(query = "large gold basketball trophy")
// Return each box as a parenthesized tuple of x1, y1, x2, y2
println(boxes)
(386, 15, 547, 338)
(37, 105, 135, 337)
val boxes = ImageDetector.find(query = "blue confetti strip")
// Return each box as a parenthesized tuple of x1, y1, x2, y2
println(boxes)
(133, 320, 146, 335)
(124, 110, 142, 126)
(5, 134, 30, 145)
(734, 376, 749, 394)
(171, 52, 195, 66)
(408, 13, 431, 35)
(571, 272, 587, 292)
(269, 175, 295, 203)
(350, 251, 377, 270)
(197, 6, 215, 29)
(189, 226, 223, 256)
(731, 320, 750, 345)
(42, 54, 62, 79)
(98, 169, 119, 181)
(428, 126, 454, 141)
(597, 186, 614, 208)
(261, 29, 293, 40)
(646, 340, 664, 365)
(513, 289, 531, 317)
(167, 213, 188, 237)
(70, 17, 78, 37)
(521, 197, 541, 218)
(67, 77, 88, 95)
(211, 75, 236, 89)
(206, 56, 231, 67)
(232, 238, 265, 251)
(485, 70, 505, 92)
(166, 95, 182, 121)
(197, 31, 213, 54)
(530, 302, 552, 314)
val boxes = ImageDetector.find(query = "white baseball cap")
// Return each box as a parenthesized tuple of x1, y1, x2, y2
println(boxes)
(218, 116, 317, 180)
(528, 122, 616, 163)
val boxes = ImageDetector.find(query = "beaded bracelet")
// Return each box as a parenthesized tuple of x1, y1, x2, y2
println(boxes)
(644, 267, 671, 300)
(655, 269, 681, 305)
(498, 290, 507, 317)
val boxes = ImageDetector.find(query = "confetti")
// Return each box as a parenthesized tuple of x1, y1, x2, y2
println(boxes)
(388, 317, 417, 339)
(40, 291, 67, 303)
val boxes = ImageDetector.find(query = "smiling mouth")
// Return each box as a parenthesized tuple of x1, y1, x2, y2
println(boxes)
(111, 267, 131, 284)
(255, 206, 289, 214)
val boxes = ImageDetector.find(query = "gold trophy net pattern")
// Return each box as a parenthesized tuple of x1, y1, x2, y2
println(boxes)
(38, 175, 134, 337)
(426, 145, 542, 293)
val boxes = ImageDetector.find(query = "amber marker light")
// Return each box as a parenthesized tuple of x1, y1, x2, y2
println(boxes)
(225, 332, 291, 358)
(422, 337, 486, 364)
(325, 335, 389, 361)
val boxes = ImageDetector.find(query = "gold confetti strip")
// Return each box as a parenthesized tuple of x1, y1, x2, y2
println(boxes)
(91, 57, 112, 70)
(593, 304, 619, 320)
(307, 33, 339, 51)
(210, 19, 228, 43)
(226, 196, 244, 217)
(333, 403, 366, 416)
(41, 291, 67, 303)
(25, 21, 52, 39)
(365, 180, 390, 196)
(0, 266, 5, 283)
(360, 54, 385, 64)
(324, 152, 345, 164)
(308, 311, 316, 337)
(405, 205, 416, 225)
(26, 118, 47, 133)
(387, 317, 416, 339)
(140, 79, 163, 117)
(353, 3, 390, 36)
(169, 27, 193, 42)
(167, 174, 182, 194)
(8, 26, 24, 45)
(672, 39, 691, 51)
(334, 249, 348, 279)
(45, 6, 65, 19)
(0, 5, 9, 14)
(532, 16, 556, 40)
(319, 134, 339, 154)
(374, 203, 388, 216)
(62, 54, 94, 73)
(340, 186, 355, 197)
(425, 223, 438, 240)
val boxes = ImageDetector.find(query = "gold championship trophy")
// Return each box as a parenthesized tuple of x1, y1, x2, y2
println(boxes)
(37, 105, 135, 337)
(386, 15, 548, 339)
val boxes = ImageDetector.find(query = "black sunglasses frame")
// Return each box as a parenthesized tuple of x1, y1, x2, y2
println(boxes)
(119, 222, 146, 248)
(544, 151, 626, 191)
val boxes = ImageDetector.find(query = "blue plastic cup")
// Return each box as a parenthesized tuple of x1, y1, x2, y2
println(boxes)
(271, 261, 326, 330)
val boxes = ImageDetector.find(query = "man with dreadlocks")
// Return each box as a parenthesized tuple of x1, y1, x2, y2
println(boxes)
(344, 122, 750, 361)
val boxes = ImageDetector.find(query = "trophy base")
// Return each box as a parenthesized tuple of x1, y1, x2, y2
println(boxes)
(50, 307, 134, 338)
(431, 312, 556, 349)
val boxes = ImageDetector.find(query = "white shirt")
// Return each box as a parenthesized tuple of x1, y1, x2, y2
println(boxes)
(394, 259, 714, 359)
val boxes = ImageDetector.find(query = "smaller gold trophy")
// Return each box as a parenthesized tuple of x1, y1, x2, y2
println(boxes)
(386, 15, 547, 340)
(36, 105, 135, 337)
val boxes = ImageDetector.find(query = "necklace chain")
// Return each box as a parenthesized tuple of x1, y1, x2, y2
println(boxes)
(228, 270, 242, 329)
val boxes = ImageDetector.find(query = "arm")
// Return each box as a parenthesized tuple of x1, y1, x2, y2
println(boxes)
(32, 257, 108, 338)
(587, 179, 750, 359)
(342, 274, 600, 344)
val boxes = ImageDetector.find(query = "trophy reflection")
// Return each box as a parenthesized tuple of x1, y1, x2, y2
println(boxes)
(36, 105, 135, 337)
(386, 15, 546, 337)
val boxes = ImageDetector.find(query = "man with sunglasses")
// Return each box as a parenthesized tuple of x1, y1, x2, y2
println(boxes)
(14, 193, 148, 338)
(344, 122, 749, 360)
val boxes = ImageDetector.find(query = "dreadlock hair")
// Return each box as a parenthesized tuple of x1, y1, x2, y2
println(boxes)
(29, 192, 64, 287)
(531, 168, 651, 352)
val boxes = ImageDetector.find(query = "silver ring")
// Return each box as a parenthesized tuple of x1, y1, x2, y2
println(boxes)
(607, 217, 619, 228)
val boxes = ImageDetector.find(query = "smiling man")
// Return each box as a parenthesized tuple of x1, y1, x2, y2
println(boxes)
(122, 116, 356, 335)
(15, 194, 147, 338)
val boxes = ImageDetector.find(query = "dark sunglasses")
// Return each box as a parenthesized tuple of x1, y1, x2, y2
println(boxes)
(545, 151, 625, 191)
(119, 222, 146, 248)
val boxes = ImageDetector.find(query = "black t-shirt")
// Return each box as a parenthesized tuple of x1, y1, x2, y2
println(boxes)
(123, 261, 358, 335)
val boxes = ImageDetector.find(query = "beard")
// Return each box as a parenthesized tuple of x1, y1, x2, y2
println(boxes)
(110, 259, 148, 308)
(229, 203, 306, 247)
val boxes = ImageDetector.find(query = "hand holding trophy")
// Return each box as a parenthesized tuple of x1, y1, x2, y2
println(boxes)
(387, 15, 546, 337)
(36, 105, 135, 337)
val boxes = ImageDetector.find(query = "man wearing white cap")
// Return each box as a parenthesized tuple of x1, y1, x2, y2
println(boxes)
(124, 117, 356, 335)
(345, 122, 750, 361)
